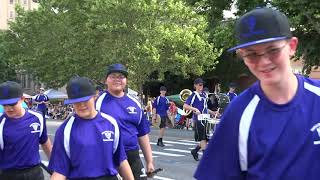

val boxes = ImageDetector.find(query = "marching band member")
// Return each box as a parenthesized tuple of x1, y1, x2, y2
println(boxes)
(183, 78, 216, 161)
(49, 76, 133, 180)
(96, 63, 154, 180)
(0, 81, 52, 180)
(195, 7, 320, 179)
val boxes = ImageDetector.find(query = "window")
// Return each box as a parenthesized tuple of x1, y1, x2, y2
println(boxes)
(9, 11, 14, 19)
(24, 0, 27, 5)
(9, 0, 14, 4)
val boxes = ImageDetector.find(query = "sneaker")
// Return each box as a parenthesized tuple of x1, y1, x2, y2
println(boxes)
(191, 149, 199, 161)
(157, 141, 165, 147)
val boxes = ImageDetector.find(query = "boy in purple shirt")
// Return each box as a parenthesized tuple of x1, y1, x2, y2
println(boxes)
(34, 87, 49, 119)
(152, 86, 170, 147)
(0, 81, 52, 180)
(49, 77, 133, 180)
(96, 64, 154, 180)
(183, 78, 217, 161)
(195, 7, 320, 180)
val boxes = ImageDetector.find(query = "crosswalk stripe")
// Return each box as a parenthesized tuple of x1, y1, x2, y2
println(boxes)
(150, 142, 173, 146)
(139, 154, 158, 158)
(154, 176, 175, 180)
(163, 149, 190, 153)
(146, 150, 184, 157)
(177, 140, 198, 144)
(162, 140, 195, 146)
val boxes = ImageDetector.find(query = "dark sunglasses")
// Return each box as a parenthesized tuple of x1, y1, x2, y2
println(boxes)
(3, 102, 18, 107)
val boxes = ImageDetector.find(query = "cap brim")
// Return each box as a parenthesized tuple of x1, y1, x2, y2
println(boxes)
(0, 97, 21, 105)
(64, 95, 93, 105)
(227, 37, 288, 52)
(106, 70, 128, 77)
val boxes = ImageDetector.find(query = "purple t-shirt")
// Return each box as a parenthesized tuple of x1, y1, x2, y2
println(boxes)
(185, 91, 208, 120)
(153, 96, 170, 117)
(35, 94, 49, 111)
(195, 75, 320, 180)
(48, 112, 126, 179)
(96, 91, 150, 152)
(0, 110, 48, 170)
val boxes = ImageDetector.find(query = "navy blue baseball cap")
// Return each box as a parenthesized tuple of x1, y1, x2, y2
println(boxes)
(0, 81, 23, 105)
(64, 77, 96, 105)
(194, 78, 204, 85)
(229, 82, 237, 88)
(228, 7, 292, 52)
(106, 63, 128, 77)
(160, 86, 167, 91)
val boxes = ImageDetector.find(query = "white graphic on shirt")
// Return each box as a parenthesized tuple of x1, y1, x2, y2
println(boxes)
(310, 123, 320, 145)
(101, 131, 114, 142)
(126, 106, 137, 114)
(30, 122, 41, 133)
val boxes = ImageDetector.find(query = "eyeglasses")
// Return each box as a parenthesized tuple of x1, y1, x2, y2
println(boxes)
(197, 84, 203, 86)
(237, 42, 288, 62)
(3, 102, 18, 107)
(108, 75, 126, 80)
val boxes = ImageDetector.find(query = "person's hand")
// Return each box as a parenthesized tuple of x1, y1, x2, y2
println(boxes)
(146, 162, 155, 175)
(193, 109, 201, 115)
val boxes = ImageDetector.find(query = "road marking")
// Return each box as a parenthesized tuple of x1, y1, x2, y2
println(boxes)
(42, 160, 49, 166)
(140, 154, 158, 158)
(154, 176, 175, 180)
(141, 150, 184, 157)
(150, 142, 173, 146)
(163, 148, 190, 153)
(177, 140, 198, 144)
(162, 140, 195, 146)
(46, 121, 63, 126)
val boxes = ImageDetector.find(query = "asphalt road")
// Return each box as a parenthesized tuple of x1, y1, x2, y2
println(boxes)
(40, 119, 202, 180)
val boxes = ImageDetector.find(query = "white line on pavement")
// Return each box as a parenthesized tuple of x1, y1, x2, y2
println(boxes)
(139, 154, 158, 158)
(150, 142, 173, 146)
(163, 149, 190, 153)
(162, 140, 195, 146)
(142, 150, 184, 157)
(177, 140, 198, 144)
(153, 176, 175, 180)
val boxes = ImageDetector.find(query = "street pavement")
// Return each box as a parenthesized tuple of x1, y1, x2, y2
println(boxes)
(41, 119, 203, 180)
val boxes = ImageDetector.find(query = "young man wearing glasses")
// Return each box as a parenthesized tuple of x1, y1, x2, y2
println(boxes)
(96, 63, 154, 180)
(195, 7, 320, 179)
(183, 78, 217, 161)
(0, 81, 52, 180)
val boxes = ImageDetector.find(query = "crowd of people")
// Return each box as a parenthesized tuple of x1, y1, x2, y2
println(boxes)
(2, 6, 319, 180)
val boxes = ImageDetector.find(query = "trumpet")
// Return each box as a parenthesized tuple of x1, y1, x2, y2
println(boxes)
(179, 89, 193, 115)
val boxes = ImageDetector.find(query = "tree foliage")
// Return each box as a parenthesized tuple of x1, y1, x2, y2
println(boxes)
(4, 0, 221, 89)
(0, 31, 17, 82)
(186, 0, 320, 78)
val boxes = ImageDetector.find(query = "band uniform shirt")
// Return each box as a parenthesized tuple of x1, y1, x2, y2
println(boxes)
(48, 112, 126, 179)
(0, 110, 48, 170)
(153, 96, 170, 117)
(227, 92, 238, 102)
(34, 94, 49, 111)
(96, 92, 150, 152)
(185, 91, 208, 121)
(194, 75, 320, 180)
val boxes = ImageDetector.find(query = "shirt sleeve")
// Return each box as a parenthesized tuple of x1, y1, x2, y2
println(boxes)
(185, 93, 195, 105)
(48, 125, 71, 177)
(113, 133, 127, 167)
(35, 95, 40, 102)
(39, 117, 49, 144)
(194, 106, 246, 180)
(45, 95, 50, 102)
(137, 113, 151, 137)
(152, 97, 157, 109)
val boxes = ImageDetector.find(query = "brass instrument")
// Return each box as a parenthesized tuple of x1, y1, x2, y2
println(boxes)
(179, 89, 193, 115)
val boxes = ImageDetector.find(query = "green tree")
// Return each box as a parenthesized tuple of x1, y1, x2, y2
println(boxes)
(5, 0, 221, 90)
(0, 31, 17, 82)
